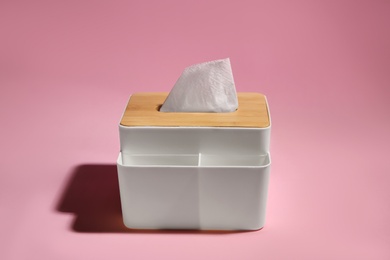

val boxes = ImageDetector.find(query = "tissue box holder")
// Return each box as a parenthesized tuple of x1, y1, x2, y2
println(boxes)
(117, 92, 271, 230)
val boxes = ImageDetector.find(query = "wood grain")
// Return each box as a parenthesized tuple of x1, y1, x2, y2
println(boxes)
(120, 92, 270, 128)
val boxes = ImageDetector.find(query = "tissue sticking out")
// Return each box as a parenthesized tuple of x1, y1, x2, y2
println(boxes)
(160, 58, 238, 113)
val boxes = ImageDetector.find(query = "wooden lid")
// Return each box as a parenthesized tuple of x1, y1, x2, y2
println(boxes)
(120, 92, 270, 128)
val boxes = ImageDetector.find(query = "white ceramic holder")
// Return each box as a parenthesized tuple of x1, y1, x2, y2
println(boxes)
(117, 92, 271, 230)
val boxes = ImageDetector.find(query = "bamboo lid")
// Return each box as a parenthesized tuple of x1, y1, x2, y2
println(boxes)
(120, 92, 270, 128)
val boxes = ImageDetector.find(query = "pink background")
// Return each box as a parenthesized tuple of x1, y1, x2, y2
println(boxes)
(1, 1, 389, 259)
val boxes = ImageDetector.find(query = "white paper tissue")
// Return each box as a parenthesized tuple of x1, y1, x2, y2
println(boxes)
(160, 58, 238, 113)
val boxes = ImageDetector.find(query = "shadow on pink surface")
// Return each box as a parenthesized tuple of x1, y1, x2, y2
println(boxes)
(57, 165, 126, 232)
(57, 164, 256, 234)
